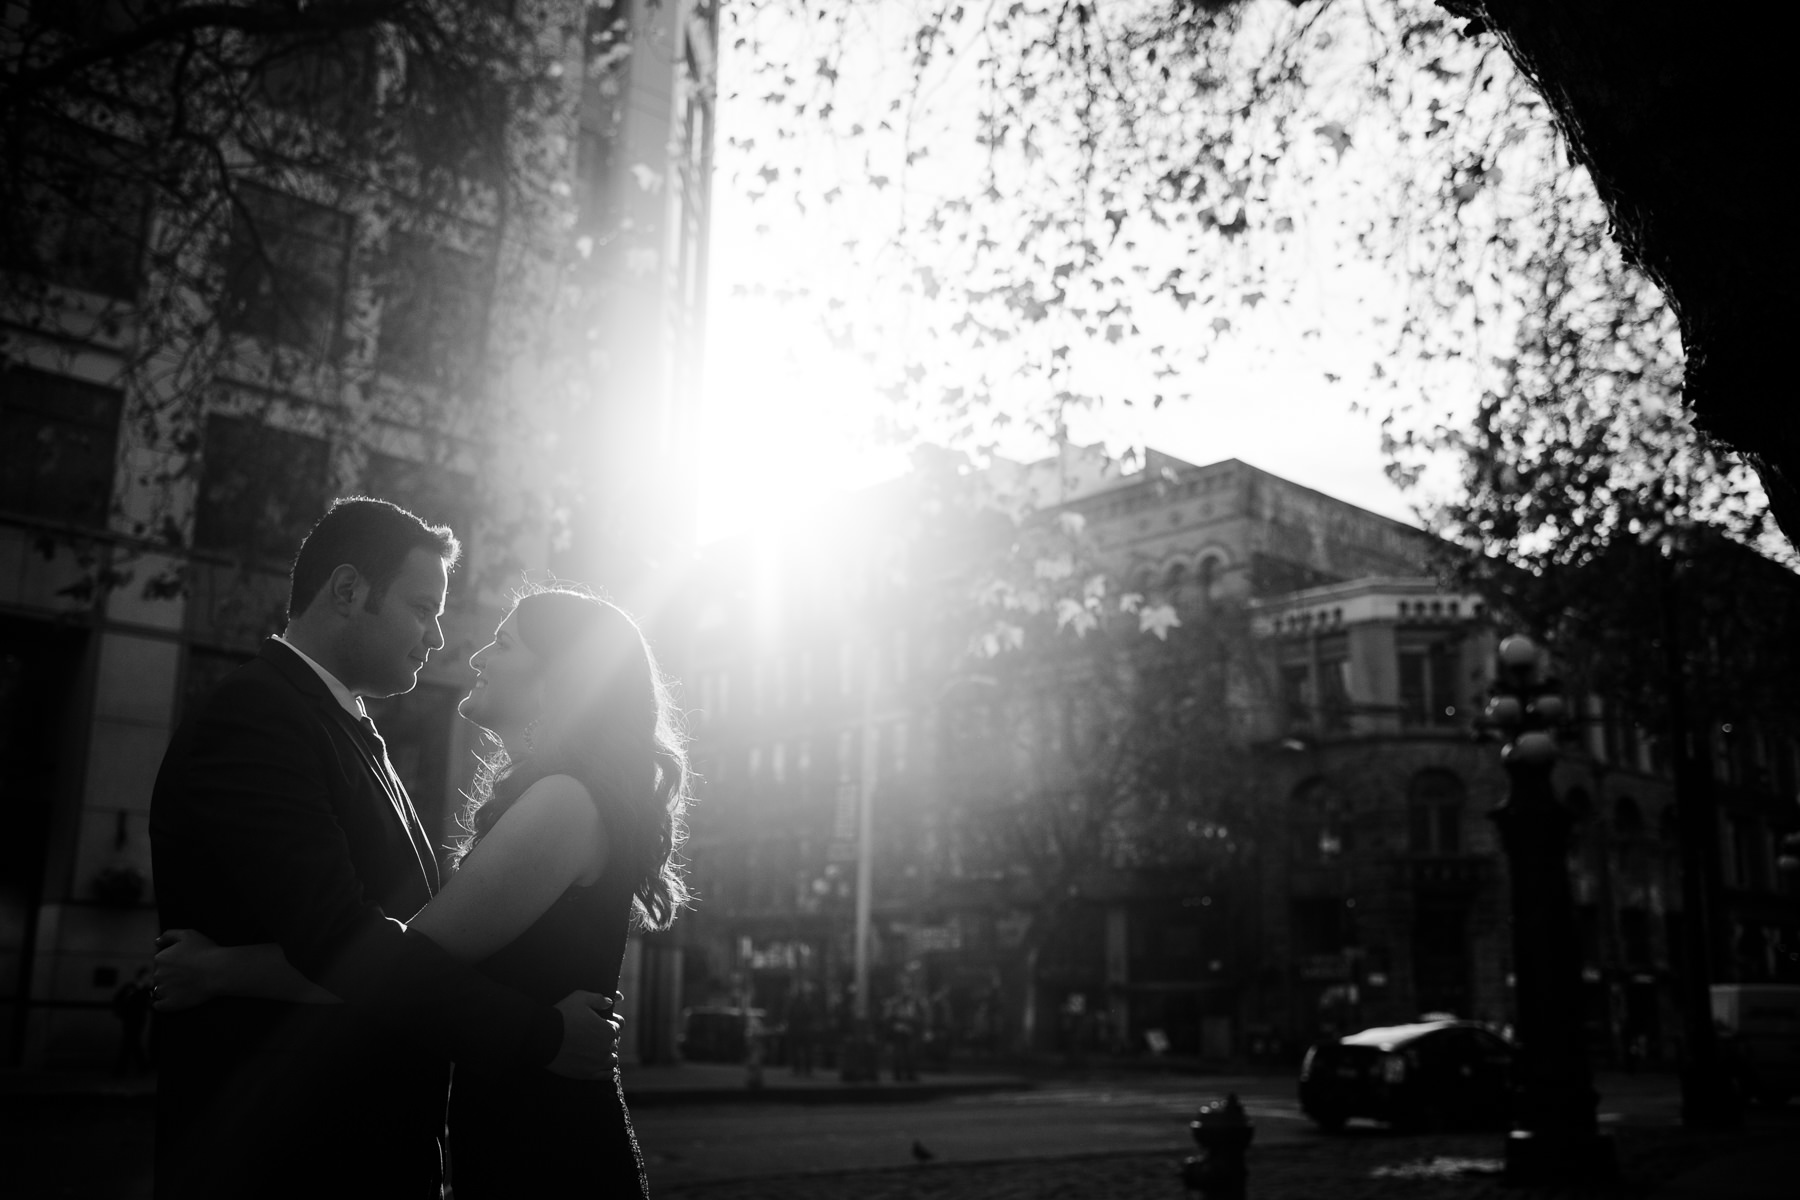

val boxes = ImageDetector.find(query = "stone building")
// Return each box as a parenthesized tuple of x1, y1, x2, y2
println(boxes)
(0, 0, 717, 1066)
(674, 445, 1800, 1064)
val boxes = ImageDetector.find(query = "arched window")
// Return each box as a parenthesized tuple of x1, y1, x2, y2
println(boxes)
(1408, 768, 1466, 855)
(1166, 562, 1188, 590)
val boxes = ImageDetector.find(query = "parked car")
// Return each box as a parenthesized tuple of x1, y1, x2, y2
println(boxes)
(679, 1006, 769, 1063)
(1298, 1018, 1513, 1132)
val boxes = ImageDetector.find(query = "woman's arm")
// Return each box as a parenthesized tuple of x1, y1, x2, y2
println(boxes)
(152, 928, 340, 1009)
(406, 775, 605, 964)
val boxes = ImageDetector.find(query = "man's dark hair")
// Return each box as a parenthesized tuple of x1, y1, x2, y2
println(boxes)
(287, 497, 461, 621)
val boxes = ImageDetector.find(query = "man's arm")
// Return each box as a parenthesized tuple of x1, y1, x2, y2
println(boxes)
(168, 680, 608, 1075)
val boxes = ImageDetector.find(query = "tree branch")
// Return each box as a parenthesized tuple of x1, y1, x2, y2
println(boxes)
(3, 0, 410, 108)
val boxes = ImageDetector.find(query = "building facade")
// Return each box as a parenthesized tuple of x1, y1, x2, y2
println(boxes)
(674, 446, 1800, 1065)
(0, 0, 716, 1066)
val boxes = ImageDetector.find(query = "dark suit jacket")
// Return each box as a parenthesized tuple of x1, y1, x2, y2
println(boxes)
(149, 640, 560, 1199)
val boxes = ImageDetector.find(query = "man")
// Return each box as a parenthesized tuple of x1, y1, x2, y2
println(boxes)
(150, 498, 618, 1198)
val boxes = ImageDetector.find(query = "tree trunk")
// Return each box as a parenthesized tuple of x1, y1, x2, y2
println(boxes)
(1444, 2, 1799, 539)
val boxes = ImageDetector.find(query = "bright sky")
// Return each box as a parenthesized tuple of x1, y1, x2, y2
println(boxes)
(694, 213, 1426, 545)
(692, 4, 1448, 545)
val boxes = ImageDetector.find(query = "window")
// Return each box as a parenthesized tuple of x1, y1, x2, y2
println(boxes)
(1281, 663, 1312, 728)
(192, 416, 330, 563)
(221, 186, 351, 356)
(362, 453, 474, 596)
(1197, 556, 1220, 599)
(3, 123, 146, 299)
(1290, 778, 1349, 864)
(375, 232, 488, 385)
(1605, 711, 1642, 769)
(0, 368, 121, 527)
(1407, 769, 1466, 855)
(1730, 818, 1770, 892)
(1398, 638, 1460, 727)
(1319, 656, 1351, 731)
(770, 741, 787, 786)
(362, 452, 474, 538)
(255, 30, 376, 130)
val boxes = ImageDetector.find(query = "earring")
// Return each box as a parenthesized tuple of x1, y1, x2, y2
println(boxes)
(522, 717, 540, 755)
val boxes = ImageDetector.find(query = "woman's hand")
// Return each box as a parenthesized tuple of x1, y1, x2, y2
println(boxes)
(152, 928, 222, 1011)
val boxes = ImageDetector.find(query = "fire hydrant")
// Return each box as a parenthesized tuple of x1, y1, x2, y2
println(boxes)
(1181, 1092, 1253, 1199)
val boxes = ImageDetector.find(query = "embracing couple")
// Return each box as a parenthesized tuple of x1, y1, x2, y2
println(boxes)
(148, 497, 689, 1198)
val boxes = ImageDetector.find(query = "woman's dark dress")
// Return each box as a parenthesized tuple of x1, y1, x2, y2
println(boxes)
(450, 869, 649, 1198)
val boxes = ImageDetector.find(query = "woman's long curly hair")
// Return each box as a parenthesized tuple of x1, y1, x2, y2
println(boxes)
(456, 584, 691, 930)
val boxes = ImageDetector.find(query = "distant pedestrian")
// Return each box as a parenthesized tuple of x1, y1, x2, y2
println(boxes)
(785, 982, 822, 1076)
(885, 990, 921, 1082)
(112, 967, 153, 1076)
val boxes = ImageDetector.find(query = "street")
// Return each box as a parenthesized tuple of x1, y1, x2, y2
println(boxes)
(0, 1067, 1731, 1199)
(631, 1069, 1686, 1189)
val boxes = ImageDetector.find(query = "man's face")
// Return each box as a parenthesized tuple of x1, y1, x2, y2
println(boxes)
(344, 548, 448, 698)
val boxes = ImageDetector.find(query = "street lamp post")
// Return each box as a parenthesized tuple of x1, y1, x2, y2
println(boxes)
(1483, 635, 1616, 1185)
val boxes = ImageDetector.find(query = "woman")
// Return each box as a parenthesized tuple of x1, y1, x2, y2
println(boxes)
(153, 585, 691, 1197)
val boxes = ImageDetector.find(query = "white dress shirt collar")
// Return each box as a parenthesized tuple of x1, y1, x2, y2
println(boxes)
(273, 635, 368, 720)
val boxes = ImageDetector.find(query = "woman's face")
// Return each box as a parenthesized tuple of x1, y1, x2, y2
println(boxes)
(460, 610, 540, 737)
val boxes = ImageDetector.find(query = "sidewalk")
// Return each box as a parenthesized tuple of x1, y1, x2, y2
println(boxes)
(0, 1061, 1034, 1108)
(622, 1060, 1034, 1106)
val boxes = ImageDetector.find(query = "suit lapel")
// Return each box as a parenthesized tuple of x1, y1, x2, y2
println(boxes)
(330, 705, 440, 890)
(260, 640, 440, 895)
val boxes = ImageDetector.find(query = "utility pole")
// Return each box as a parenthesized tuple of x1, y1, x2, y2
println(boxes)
(853, 639, 878, 1022)
(839, 638, 881, 1082)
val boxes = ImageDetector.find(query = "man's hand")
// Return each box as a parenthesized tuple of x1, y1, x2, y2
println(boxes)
(152, 928, 223, 1011)
(546, 990, 623, 1079)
